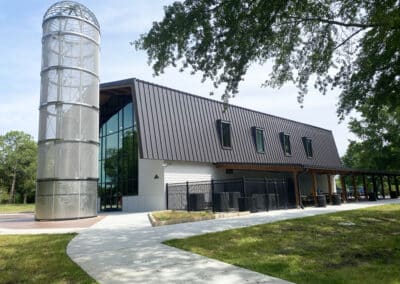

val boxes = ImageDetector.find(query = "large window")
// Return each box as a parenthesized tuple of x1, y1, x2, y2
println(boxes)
(99, 95, 138, 207)
(302, 137, 313, 158)
(280, 132, 292, 156)
(219, 120, 232, 148)
(253, 127, 265, 153)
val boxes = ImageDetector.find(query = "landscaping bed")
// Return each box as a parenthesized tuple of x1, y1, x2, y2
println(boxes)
(165, 204, 400, 284)
(149, 210, 249, 226)
(0, 234, 95, 283)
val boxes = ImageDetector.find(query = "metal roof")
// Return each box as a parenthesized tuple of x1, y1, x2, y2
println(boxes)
(100, 78, 342, 169)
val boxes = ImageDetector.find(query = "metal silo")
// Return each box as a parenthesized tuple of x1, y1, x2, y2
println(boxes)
(36, 1, 100, 220)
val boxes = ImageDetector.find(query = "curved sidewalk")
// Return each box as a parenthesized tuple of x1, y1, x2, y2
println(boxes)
(67, 199, 400, 284)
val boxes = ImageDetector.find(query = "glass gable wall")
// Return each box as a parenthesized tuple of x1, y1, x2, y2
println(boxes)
(99, 94, 138, 210)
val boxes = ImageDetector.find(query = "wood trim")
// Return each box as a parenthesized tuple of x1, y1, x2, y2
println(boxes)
(215, 163, 303, 172)
(312, 172, 318, 205)
(341, 175, 347, 202)
(293, 171, 300, 208)
(363, 175, 368, 198)
(327, 174, 332, 204)
(352, 174, 358, 201)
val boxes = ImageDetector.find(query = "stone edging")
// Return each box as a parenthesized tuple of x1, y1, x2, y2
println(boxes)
(148, 211, 250, 227)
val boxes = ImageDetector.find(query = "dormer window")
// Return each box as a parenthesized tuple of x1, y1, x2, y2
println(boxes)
(303, 137, 313, 158)
(218, 120, 232, 148)
(252, 127, 265, 153)
(279, 132, 291, 156)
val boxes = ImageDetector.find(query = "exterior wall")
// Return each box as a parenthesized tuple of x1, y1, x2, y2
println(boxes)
(164, 161, 227, 183)
(122, 158, 165, 212)
(122, 160, 226, 212)
(299, 173, 335, 195)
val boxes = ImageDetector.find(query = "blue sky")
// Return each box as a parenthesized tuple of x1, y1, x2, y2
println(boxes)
(0, 0, 354, 155)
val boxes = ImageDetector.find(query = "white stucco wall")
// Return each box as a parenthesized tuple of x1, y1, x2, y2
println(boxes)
(164, 161, 227, 183)
(122, 158, 165, 212)
(122, 160, 227, 212)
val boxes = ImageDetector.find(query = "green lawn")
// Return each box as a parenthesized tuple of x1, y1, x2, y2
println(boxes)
(165, 204, 400, 284)
(0, 234, 95, 283)
(0, 203, 35, 214)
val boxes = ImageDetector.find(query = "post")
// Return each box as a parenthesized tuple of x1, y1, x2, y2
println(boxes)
(211, 179, 215, 212)
(395, 176, 399, 196)
(293, 172, 300, 208)
(363, 175, 368, 199)
(327, 174, 332, 204)
(264, 177, 269, 211)
(372, 175, 378, 197)
(311, 172, 318, 205)
(380, 175, 385, 199)
(388, 176, 392, 195)
(352, 174, 358, 201)
(341, 175, 347, 202)
(186, 181, 190, 211)
(242, 177, 247, 197)
(166, 183, 169, 210)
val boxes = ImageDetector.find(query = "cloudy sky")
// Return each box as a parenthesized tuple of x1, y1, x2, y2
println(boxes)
(0, 0, 355, 156)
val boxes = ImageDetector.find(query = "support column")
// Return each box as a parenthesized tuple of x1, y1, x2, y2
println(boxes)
(388, 176, 392, 196)
(380, 175, 385, 199)
(341, 175, 347, 202)
(395, 176, 399, 196)
(363, 175, 368, 199)
(327, 174, 333, 204)
(293, 171, 300, 208)
(352, 174, 358, 201)
(311, 172, 318, 205)
(372, 175, 378, 197)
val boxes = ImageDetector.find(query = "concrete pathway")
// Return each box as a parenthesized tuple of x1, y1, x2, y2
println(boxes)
(68, 199, 400, 284)
(0, 213, 104, 235)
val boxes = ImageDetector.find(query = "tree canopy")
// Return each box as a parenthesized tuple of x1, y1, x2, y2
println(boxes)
(0, 131, 37, 204)
(135, 0, 400, 116)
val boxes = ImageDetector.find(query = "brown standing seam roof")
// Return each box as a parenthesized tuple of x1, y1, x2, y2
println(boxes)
(100, 78, 343, 170)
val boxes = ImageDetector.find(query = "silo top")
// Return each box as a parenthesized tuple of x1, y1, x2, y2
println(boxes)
(43, 1, 100, 30)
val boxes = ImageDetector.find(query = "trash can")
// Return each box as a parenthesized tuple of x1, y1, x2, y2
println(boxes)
(332, 194, 341, 205)
(238, 197, 257, 212)
(229, 192, 241, 210)
(189, 193, 205, 211)
(213, 192, 230, 212)
(368, 192, 377, 201)
(252, 194, 267, 211)
(317, 195, 327, 207)
(267, 193, 279, 210)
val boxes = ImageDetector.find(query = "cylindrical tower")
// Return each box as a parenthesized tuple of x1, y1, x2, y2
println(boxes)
(36, 1, 100, 220)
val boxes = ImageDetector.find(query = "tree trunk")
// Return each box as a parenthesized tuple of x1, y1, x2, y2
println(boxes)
(23, 194, 27, 204)
(8, 165, 17, 204)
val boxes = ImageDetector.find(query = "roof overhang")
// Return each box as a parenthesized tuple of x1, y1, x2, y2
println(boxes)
(215, 163, 400, 176)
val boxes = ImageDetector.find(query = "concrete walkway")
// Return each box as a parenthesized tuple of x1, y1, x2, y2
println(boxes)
(0, 213, 104, 235)
(67, 199, 400, 284)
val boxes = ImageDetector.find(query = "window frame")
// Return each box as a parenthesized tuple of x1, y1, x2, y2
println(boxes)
(253, 127, 265, 153)
(302, 137, 313, 158)
(279, 132, 292, 156)
(218, 120, 232, 149)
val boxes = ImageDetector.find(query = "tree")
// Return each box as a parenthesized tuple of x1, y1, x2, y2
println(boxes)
(135, 0, 400, 117)
(0, 131, 37, 204)
(342, 102, 400, 171)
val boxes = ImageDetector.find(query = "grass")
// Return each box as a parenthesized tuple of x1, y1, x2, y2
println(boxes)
(152, 210, 215, 222)
(165, 204, 400, 284)
(0, 234, 96, 283)
(0, 203, 35, 214)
